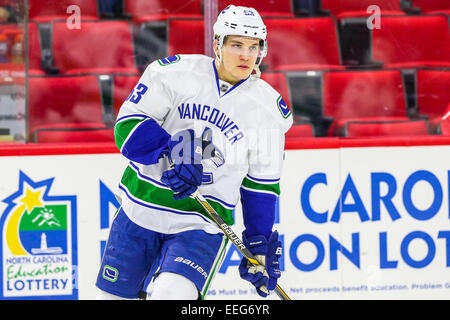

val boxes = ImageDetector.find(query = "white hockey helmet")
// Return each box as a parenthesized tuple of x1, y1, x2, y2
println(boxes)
(213, 5, 268, 70)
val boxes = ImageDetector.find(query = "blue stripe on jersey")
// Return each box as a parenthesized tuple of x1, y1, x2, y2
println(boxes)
(116, 114, 150, 123)
(129, 162, 236, 211)
(203, 194, 235, 209)
(240, 187, 277, 239)
(246, 174, 280, 183)
(121, 117, 170, 165)
(212, 60, 220, 96)
(128, 161, 169, 188)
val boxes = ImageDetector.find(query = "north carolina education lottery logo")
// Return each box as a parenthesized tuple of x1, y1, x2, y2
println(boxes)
(0, 171, 78, 299)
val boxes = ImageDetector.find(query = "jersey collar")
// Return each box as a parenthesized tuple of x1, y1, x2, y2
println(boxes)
(212, 60, 249, 98)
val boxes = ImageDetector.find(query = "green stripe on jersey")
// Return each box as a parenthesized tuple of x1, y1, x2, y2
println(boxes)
(241, 177, 280, 196)
(114, 118, 146, 151)
(121, 165, 234, 225)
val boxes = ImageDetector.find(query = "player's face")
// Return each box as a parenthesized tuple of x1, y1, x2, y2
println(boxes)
(215, 36, 260, 84)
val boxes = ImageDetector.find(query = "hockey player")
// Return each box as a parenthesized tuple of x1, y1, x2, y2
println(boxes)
(96, 5, 292, 300)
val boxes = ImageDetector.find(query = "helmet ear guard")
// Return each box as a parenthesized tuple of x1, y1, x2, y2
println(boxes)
(253, 39, 267, 78)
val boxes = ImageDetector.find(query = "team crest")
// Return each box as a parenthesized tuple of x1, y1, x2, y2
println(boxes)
(158, 55, 181, 66)
(0, 171, 77, 299)
(277, 96, 291, 119)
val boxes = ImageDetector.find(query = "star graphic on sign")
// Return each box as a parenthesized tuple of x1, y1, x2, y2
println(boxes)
(2, 171, 55, 215)
(18, 187, 44, 213)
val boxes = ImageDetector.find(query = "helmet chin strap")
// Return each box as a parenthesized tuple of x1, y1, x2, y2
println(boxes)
(252, 50, 265, 78)
(252, 64, 261, 78)
(215, 49, 223, 67)
(214, 37, 224, 67)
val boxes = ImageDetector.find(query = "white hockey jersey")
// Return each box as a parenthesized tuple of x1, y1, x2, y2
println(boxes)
(115, 54, 293, 235)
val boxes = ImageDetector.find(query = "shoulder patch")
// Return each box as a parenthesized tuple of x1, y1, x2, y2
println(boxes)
(157, 55, 181, 66)
(276, 96, 291, 119)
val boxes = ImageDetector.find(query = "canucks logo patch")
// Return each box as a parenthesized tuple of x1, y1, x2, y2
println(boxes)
(0, 171, 77, 299)
(102, 265, 118, 282)
(277, 96, 291, 119)
(158, 55, 181, 66)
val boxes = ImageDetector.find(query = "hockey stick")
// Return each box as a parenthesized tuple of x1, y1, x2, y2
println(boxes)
(192, 189, 291, 301)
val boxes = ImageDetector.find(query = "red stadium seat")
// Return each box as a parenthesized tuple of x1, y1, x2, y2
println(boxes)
(260, 72, 291, 107)
(168, 19, 205, 55)
(28, 22, 43, 74)
(35, 128, 114, 143)
(372, 15, 450, 68)
(344, 120, 429, 137)
(28, 75, 106, 141)
(416, 70, 450, 132)
(28, 0, 99, 22)
(263, 18, 345, 72)
(52, 21, 138, 74)
(323, 70, 409, 136)
(124, 0, 202, 23)
(113, 74, 141, 117)
(411, 0, 450, 15)
(218, 0, 294, 17)
(321, 0, 405, 18)
(286, 123, 315, 138)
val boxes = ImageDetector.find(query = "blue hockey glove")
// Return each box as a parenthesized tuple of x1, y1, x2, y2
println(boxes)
(161, 129, 203, 200)
(239, 230, 282, 297)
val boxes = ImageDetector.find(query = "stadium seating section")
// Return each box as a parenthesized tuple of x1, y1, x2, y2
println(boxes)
(286, 123, 315, 138)
(416, 70, 450, 132)
(124, 0, 203, 23)
(371, 15, 450, 69)
(35, 128, 115, 143)
(51, 21, 139, 74)
(28, 22, 43, 74)
(28, 0, 99, 22)
(263, 17, 345, 72)
(343, 120, 429, 137)
(260, 72, 292, 107)
(28, 75, 107, 142)
(411, 0, 450, 15)
(321, 0, 406, 18)
(4, 0, 448, 142)
(168, 19, 205, 56)
(322, 70, 410, 136)
(218, 0, 294, 17)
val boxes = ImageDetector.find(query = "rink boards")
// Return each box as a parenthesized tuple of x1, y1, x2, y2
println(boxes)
(0, 137, 449, 299)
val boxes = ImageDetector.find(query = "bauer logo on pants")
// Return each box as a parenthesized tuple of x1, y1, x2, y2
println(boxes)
(0, 171, 78, 299)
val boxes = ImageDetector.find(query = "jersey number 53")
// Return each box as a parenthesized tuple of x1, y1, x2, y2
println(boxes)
(126, 83, 148, 104)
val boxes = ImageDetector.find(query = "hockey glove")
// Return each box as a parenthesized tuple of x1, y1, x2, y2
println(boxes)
(239, 230, 282, 297)
(161, 129, 203, 200)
